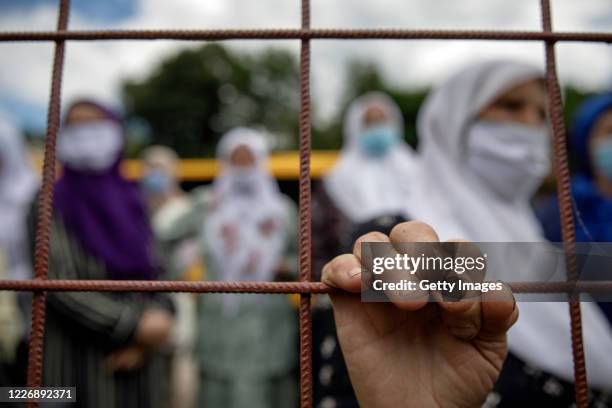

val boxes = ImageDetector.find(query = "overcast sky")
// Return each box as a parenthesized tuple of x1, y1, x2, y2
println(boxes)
(0, 0, 611, 131)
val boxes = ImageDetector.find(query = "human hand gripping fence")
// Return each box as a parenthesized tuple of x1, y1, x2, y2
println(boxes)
(1, 0, 612, 407)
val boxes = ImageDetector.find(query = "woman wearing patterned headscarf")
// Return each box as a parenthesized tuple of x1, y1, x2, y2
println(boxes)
(167, 127, 298, 408)
(36, 100, 175, 408)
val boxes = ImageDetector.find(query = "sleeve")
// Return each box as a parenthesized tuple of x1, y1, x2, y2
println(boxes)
(311, 182, 347, 281)
(535, 194, 563, 243)
(27, 203, 142, 348)
(158, 187, 209, 242)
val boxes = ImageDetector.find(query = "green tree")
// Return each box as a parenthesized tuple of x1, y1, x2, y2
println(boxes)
(122, 44, 299, 158)
(121, 44, 597, 158)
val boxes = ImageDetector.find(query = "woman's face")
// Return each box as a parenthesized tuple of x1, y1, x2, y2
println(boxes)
(142, 159, 172, 182)
(589, 109, 612, 153)
(588, 108, 612, 179)
(478, 79, 547, 128)
(362, 104, 390, 127)
(229, 145, 256, 167)
(65, 104, 107, 125)
(466, 79, 551, 199)
(357, 103, 398, 158)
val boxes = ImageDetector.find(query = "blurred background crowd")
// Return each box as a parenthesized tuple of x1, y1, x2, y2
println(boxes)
(0, 0, 612, 407)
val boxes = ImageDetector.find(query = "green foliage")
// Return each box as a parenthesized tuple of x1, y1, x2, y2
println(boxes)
(121, 43, 599, 158)
(121, 43, 429, 156)
(122, 44, 299, 157)
(563, 86, 594, 130)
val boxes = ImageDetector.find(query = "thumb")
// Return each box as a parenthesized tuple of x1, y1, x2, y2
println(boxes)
(321, 254, 363, 293)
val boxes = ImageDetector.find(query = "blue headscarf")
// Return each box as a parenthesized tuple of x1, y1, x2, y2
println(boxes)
(569, 93, 612, 242)
(567, 94, 612, 323)
(571, 93, 612, 176)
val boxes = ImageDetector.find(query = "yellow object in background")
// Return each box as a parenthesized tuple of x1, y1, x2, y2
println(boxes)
(122, 150, 339, 181)
(288, 293, 302, 309)
(184, 260, 205, 282)
(32, 150, 338, 181)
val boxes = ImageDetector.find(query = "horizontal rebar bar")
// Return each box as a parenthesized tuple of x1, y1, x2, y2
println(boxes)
(1, 279, 611, 294)
(0, 29, 610, 43)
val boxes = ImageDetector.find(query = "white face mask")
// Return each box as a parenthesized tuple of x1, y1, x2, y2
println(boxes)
(228, 167, 260, 196)
(466, 121, 551, 201)
(57, 120, 123, 172)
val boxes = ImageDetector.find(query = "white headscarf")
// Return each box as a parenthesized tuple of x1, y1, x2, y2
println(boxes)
(412, 60, 547, 242)
(411, 60, 612, 389)
(323, 92, 417, 223)
(205, 128, 288, 314)
(0, 115, 38, 280)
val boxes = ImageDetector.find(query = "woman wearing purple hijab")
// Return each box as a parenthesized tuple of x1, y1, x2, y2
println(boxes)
(31, 100, 174, 408)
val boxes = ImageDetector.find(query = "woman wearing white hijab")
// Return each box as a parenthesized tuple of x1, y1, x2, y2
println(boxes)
(313, 91, 417, 277)
(140, 146, 200, 408)
(323, 92, 416, 223)
(0, 116, 38, 387)
(169, 128, 298, 408)
(0, 117, 38, 280)
(312, 92, 417, 407)
(411, 59, 612, 405)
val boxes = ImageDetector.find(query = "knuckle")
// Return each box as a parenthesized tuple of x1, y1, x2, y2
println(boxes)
(353, 231, 389, 255)
(390, 220, 439, 242)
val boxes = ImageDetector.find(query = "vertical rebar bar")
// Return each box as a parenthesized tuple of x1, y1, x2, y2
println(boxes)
(540, 1, 589, 406)
(298, 0, 313, 406)
(26, 2, 71, 403)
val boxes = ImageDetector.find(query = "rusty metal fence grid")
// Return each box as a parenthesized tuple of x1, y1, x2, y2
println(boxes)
(0, 0, 612, 406)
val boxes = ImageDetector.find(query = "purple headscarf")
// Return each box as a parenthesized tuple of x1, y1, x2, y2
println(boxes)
(53, 100, 157, 280)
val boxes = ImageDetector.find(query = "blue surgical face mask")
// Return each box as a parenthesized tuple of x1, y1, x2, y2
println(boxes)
(593, 138, 612, 180)
(359, 124, 399, 158)
(141, 170, 171, 196)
